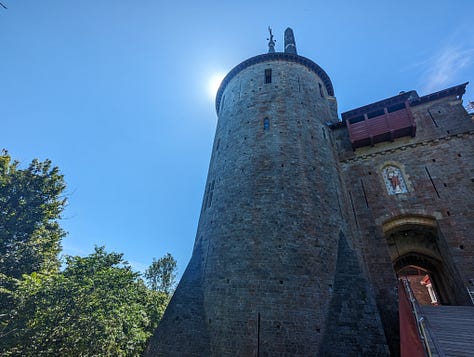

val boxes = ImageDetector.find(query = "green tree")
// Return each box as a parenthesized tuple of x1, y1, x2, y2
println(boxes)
(0, 150, 67, 341)
(144, 253, 177, 295)
(0, 152, 172, 355)
(1, 247, 168, 356)
(0, 150, 66, 279)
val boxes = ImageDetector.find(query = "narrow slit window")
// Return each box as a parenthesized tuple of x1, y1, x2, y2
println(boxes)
(318, 83, 324, 97)
(207, 179, 216, 208)
(203, 183, 211, 209)
(220, 94, 225, 113)
(265, 69, 272, 84)
(263, 118, 270, 130)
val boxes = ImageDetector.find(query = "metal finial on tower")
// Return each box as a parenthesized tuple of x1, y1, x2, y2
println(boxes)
(284, 27, 297, 54)
(267, 26, 275, 53)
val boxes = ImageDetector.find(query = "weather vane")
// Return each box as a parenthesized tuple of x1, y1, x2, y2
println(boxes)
(267, 26, 275, 53)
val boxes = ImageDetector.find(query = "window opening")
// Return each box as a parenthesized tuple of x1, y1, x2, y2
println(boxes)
(203, 183, 211, 209)
(207, 179, 215, 208)
(318, 83, 324, 97)
(204, 180, 216, 210)
(263, 118, 270, 130)
(220, 94, 225, 113)
(264, 69, 272, 84)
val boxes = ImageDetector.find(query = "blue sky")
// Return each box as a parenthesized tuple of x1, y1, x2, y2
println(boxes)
(1, 1, 473, 277)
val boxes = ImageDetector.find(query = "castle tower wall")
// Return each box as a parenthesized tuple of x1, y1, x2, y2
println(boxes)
(146, 32, 389, 356)
(202, 57, 342, 355)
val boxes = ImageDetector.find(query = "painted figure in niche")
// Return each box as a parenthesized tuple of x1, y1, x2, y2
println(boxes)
(383, 165, 408, 195)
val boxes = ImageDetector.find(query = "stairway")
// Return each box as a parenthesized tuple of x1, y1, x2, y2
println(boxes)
(421, 305, 474, 357)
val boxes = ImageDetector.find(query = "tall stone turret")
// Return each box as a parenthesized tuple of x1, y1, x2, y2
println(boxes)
(284, 27, 297, 54)
(145, 28, 389, 356)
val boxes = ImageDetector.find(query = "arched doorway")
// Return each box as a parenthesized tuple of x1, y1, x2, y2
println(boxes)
(395, 256, 442, 305)
(383, 215, 466, 306)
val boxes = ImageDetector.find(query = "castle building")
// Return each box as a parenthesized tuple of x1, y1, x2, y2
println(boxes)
(145, 28, 474, 356)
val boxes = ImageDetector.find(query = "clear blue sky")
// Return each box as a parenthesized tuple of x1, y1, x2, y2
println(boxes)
(1, 1, 473, 278)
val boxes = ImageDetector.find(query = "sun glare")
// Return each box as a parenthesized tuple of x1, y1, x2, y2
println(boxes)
(208, 73, 225, 100)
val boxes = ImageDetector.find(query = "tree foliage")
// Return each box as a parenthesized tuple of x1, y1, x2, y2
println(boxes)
(144, 253, 177, 295)
(0, 150, 66, 278)
(0, 152, 174, 356)
(1, 247, 169, 356)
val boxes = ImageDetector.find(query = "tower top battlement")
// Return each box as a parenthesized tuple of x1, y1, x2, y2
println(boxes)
(215, 28, 334, 113)
(215, 52, 334, 113)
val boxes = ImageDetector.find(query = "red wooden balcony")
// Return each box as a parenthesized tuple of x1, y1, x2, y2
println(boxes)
(345, 103, 416, 149)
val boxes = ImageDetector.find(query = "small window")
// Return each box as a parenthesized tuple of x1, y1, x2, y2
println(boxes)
(263, 118, 270, 130)
(265, 69, 272, 84)
(318, 83, 324, 97)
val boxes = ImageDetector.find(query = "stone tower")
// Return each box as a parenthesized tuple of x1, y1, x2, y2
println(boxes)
(145, 28, 389, 356)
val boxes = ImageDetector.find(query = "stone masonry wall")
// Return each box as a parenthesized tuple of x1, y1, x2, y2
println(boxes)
(333, 93, 474, 354)
(200, 59, 343, 356)
(147, 55, 389, 356)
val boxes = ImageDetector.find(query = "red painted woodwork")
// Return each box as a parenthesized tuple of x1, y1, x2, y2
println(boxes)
(399, 280, 426, 357)
(346, 107, 416, 149)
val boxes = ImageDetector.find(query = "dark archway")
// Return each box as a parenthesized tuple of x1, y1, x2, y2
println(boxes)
(383, 215, 467, 306)
(394, 253, 446, 304)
